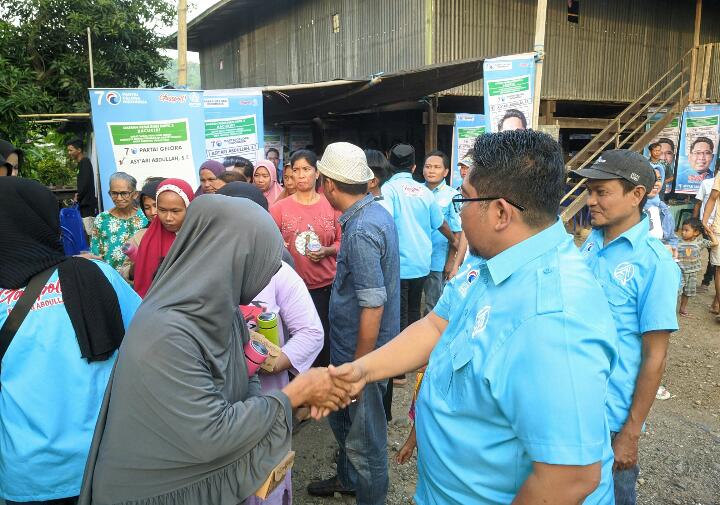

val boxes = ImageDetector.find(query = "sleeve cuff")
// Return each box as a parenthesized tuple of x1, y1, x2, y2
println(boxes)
(357, 287, 387, 308)
(522, 439, 604, 466)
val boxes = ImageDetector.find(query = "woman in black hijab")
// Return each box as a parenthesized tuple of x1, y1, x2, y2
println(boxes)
(0, 177, 140, 503)
(0, 140, 23, 176)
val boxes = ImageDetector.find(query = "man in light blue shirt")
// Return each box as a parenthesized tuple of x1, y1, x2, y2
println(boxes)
(575, 149, 681, 505)
(422, 150, 461, 313)
(332, 130, 618, 504)
(380, 144, 455, 333)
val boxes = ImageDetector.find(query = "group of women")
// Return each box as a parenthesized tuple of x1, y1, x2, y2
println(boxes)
(0, 150, 353, 504)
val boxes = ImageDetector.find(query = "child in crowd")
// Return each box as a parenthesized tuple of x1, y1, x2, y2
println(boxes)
(678, 218, 718, 316)
(396, 368, 425, 465)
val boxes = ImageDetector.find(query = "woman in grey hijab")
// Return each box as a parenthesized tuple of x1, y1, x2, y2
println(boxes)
(79, 195, 348, 505)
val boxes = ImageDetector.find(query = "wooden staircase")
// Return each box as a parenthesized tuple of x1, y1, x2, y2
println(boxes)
(560, 43, 719, 223)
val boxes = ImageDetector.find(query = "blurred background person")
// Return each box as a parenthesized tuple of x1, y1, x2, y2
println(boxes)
(196, 159, 226, 196)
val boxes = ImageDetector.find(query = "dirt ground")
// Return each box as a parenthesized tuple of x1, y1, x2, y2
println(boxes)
(291, 284, 720, 505)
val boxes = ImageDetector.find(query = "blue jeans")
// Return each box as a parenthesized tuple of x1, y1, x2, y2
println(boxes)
(328, 380, 388, 505)
(611, 431, 640, 505)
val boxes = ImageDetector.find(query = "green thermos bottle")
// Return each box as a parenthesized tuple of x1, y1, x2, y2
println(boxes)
(256, 312, 279, 346)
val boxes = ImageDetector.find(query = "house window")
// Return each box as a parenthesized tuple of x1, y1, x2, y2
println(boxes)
(567, 0, 579, 23)
(332, 13, 340, 33)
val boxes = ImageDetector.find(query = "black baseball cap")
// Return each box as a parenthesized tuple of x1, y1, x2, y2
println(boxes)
(389, 143, 415, 171)
(573, 149, 656, 193)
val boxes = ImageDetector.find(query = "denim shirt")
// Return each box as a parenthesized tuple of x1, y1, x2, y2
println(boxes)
(329, 194, 401, 365)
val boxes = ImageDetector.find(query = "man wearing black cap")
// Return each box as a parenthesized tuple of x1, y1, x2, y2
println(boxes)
(380, 145, 456, 350)
(575, 149, 681, 505)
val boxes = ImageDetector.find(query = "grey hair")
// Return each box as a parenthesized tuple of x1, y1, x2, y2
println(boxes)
(110, 171, 138, 190)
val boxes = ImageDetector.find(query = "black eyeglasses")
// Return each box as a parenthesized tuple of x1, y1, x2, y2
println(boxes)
(108, 191, 133, 199)
(452, 194, 525, 213)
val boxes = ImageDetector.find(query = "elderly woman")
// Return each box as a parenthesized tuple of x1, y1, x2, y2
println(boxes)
(0, 178, 141, 505)
(90, 172, 148, 271)
(196, 159, 226, 195)
(90, 172, 148, 270)
(78, 195, 351, 505)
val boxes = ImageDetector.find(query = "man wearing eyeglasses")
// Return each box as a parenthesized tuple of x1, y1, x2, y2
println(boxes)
(330, 130, 618, 504)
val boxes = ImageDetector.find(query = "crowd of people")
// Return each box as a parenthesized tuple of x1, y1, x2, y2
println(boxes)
(0, 127, 716, 505)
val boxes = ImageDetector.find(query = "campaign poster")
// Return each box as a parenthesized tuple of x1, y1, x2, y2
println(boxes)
(289, 126, 313, 153)
(203, 88, 264, 165)
(675, 104, 720, 195)
(643, 108, 681, 192)
(483, 53, 536, 133)
(264, 128, 284, 176)
(451, 113, 485, 187)
(89, 88, 206, 210)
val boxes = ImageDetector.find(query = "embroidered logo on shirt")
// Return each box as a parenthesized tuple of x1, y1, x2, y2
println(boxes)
(582, 242, 594, 256)
(472, 306, 491, 337)
(613, 262, 635, 286)
(466, 269, 479, 284)
(402, 185, 423, 197)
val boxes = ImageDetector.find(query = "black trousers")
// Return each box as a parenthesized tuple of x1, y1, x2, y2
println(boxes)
(309, 285, 332, 367)
(702, 256, 715, 285)
(400, 276, 427, 331)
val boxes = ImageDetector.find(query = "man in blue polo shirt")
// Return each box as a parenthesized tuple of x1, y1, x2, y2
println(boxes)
(575, 150, 681, 505)
(422, 150, 462, 313)
(380, 144, 455, 333)
(331, 130, 618, 504)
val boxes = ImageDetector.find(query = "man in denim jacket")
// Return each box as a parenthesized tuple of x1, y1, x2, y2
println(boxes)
(307, 142, 400, 504)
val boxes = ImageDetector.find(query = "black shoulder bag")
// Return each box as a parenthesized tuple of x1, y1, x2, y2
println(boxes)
(0, 267, 56, 386)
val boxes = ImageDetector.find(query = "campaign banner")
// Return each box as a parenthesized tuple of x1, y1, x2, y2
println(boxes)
(451, 113, 486, 187)
(203, 89, 264, 165)
(264, 128, 284, 176)
(675, 104, 720, 195)
(643, 108, 681, 192)
(483, 53, 536, 133)
(89, 88, 206, 210)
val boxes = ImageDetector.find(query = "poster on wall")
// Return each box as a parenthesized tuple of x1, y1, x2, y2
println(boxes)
(89, 88, 206, 210)
(289, 126, 313, 153)
(675, 104, 720, 195)
(203, 88, 264, 165)
(483, 53, 536, 133)
(264, 128, 284, 176)
(644, 108, 681, 193)
(451, 113, 486, 188)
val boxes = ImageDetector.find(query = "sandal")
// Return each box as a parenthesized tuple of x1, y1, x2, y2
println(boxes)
(679, 309, 689, 316)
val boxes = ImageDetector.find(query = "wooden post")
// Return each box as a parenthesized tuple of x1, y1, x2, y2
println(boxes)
(177, 0, 188, 87)
(87, 27, 95, 88)
(689, 0, 702, 102)
(424, 0, 433, 66)
(532, 0, 548, 128)
(425, 96, 438, 156)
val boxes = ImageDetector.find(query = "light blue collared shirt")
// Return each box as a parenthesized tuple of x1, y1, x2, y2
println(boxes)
(581, 215, 681, 432)
(380, 173, 443, 279)
(415, 220, 618, 505)
(427, 181, 462, 272)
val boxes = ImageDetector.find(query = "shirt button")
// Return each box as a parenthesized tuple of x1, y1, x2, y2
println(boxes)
(543, 267, 552, 274)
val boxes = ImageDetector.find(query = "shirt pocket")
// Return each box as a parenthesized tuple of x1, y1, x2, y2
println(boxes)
(432, 335, 474, 413)
(606, 289, 630, 308)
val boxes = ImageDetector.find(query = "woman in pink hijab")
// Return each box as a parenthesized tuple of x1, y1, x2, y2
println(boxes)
(253, 159, 283, 206)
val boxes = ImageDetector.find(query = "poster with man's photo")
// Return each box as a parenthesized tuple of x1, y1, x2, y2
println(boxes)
(483, 53, 536, 133)
(675, 104, 720, 194)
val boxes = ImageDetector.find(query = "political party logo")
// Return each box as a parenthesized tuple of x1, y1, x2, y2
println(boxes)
(582, 241, 594, 256)
(472, 306, 492, 337)
(106, 91, 121, 105)
(466, 269, 479, 284)
(613, 262, 635, 286)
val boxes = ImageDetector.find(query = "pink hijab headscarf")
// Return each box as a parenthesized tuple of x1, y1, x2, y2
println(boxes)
(254, 159, 283, 206)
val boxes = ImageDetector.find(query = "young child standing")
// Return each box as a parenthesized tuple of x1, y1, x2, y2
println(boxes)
(678, 218, 718, 316)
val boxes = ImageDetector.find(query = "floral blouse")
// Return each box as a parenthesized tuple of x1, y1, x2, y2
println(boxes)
(90, 208, 148, 271)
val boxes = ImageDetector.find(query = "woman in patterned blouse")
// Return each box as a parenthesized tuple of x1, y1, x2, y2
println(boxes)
(90, 172, 148, 271)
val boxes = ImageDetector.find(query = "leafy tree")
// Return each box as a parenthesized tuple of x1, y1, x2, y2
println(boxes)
(162, 58, 202, 90)
(0, 0, 176, 143)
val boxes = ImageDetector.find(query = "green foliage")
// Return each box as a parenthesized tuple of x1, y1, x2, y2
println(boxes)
(0, 0, 176, 144)
(162, 58, 202, 89)
(21, 129, 77, 187)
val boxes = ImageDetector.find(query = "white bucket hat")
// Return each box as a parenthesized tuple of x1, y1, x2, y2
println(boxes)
(317, 142, 374, 184)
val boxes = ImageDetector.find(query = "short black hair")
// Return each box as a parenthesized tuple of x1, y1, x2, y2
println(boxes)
(618, 178, 648, 215)
(327, 177, 368, 195)
(498, 109, 527, 131)
(290, 149, 318, 169)
(683, 217, 704, 234)
(424, 150, 450, 170)
(66, 138, 84, 151)
(468, 130, 563, 228)
(657, 137, 675, 152)
(222, 156, 245, 167)
(365, 149, 391, 185)
(266, 147, 280, 157)
(648, 141, 661, 151)
(690, 136, 714, 153)
(229, 157, 254, 179)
